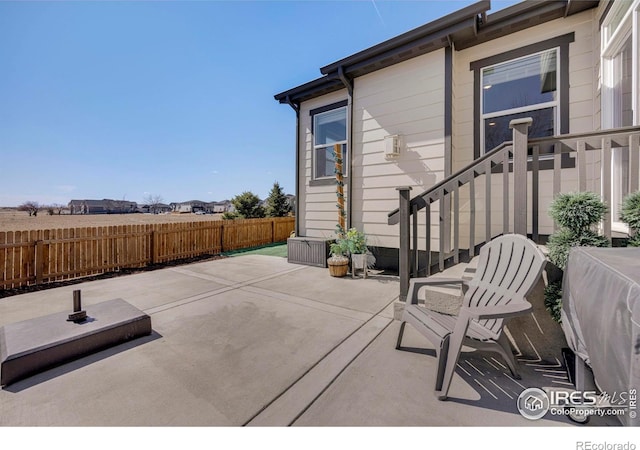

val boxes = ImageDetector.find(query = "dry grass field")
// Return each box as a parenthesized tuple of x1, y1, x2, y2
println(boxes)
(0, 208, 224, 232)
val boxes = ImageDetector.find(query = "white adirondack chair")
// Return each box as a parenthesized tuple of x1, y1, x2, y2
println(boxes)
(396, 234, 547, 400)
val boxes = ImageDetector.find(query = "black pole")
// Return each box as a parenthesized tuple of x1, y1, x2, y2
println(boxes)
(397, 187, 412, 302)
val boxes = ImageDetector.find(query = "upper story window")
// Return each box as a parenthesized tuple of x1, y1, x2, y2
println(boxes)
(312, 102, 347, 180)
(481, 48, 559, 153)
(471, 33, 574, 162)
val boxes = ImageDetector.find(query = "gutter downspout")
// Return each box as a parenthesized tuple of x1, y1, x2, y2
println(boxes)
(284, 95, 301, 236)
(337, 66, 354, 230)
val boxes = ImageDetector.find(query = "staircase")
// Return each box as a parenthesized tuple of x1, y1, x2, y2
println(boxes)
(388, 119, 640, 301)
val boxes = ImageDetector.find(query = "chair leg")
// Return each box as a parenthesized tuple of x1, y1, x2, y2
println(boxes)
(496, 333, 520, 379)
(396, 321, 407, 350)
(436, 318, 470, 401)
(434, 334, 450, 393)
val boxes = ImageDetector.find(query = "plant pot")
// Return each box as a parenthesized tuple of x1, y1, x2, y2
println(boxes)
(327, 256, 349, 277)
(351, 253, 366, 268)
(350, 253, 368, 278)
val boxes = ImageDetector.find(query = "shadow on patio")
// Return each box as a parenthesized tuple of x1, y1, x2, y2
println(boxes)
(0, 255, 617, 427)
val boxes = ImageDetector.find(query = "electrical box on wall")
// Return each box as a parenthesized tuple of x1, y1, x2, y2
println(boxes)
(384, 134, 401, 160)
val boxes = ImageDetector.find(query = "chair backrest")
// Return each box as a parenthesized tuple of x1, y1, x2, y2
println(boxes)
(464, 234, 547, 335)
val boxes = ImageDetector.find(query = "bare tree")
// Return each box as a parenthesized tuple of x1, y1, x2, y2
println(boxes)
(144, 194, 164, 214)
(18, 201, 40, 217)
(47, 203, 65, 215)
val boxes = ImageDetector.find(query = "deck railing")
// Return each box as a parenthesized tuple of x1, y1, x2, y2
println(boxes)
(389, 121, 640, 301)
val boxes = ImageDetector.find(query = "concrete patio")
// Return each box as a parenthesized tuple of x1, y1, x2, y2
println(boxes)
(0, 254, 616, 426)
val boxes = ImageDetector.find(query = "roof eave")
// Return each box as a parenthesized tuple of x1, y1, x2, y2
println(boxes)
(452, 0, 598, 50)
(319, 0, 490, 76)
(274, 0, 600, 105)
(274, 75, 344, 105)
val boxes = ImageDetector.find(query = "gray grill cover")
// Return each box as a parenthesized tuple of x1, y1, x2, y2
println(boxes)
(561, 247, 640, 426)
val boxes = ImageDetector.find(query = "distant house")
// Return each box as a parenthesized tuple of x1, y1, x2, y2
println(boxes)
(210, 201, 233, 213)
(68, 199, 138, 215)
(140, 203, 171, 214)
(170, 200, 207, 214)
(154, 203, 172, 214)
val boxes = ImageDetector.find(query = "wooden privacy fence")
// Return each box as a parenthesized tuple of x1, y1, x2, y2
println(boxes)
(0, 217, 294, 289)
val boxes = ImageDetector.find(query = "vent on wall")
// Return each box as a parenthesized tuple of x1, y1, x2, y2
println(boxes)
(384, 134, 402, 161)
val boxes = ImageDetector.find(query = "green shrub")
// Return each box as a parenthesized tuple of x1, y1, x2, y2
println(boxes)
(230, 191, 265, 219)
(543, 281, 563, 324)
(549, 191, 607, 233)
(620, 191, 640, 247)
(545, 191, 609, 323)
(547, 228, 610, 270)
(620, 191, 640, 231)
(222, 211, 239, 220)
(329, 239, 349, 257)
(628, 234, 640, 247)
(344, 228, 367, 254)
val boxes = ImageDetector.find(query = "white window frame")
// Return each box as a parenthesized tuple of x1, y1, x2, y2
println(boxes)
(479, 48, 561, 155)
(601, 0, 639, 232)
(312, 105, 348, 181)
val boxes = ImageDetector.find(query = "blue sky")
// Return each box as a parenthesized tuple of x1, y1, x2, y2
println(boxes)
(0, 0, 521, 207)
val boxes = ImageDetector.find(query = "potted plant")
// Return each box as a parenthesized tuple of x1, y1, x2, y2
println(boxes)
(344, 228, 368, 275)
(328, 237, 350, 277)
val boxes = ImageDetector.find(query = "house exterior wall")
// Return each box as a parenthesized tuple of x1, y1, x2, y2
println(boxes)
(297, 51, 446, 250)
(292, 5, 620, 264)
(351, 50, 446, 249)
(452, 9, 599, 243)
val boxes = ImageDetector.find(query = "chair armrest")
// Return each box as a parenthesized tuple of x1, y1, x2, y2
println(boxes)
(467, 300, 532, 320)
(407, 277, 470, 305)
(409, 277, 470, 288)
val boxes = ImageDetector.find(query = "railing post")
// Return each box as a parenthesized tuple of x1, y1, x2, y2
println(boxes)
(397, 186, 412, 302)
(510, 117, 532, 236)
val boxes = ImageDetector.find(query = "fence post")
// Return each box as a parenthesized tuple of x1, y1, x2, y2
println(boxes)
(36, 240, 44, 285)
(397, 186, 412, 302)
(272, 218, 276, 244)
(510, 117, 532, 237)
(150, 230, 158, 265)
(220, 222, 225, 253)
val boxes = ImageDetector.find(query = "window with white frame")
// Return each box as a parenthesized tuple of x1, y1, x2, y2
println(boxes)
(480, 48, 560, 153)
(602, 0, 639, 230)
(312, 103, 347, 180)
(311, 103, 348, 180)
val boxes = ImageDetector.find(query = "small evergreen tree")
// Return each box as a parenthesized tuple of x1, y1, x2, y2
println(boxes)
(230, 191, 265, 219)
(620, 191, 640, 247)
(221, 211, 239, 220)
(265, 182, 291, 217)
(547, 191, 609, 270)
(545, 191, 610, 323)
